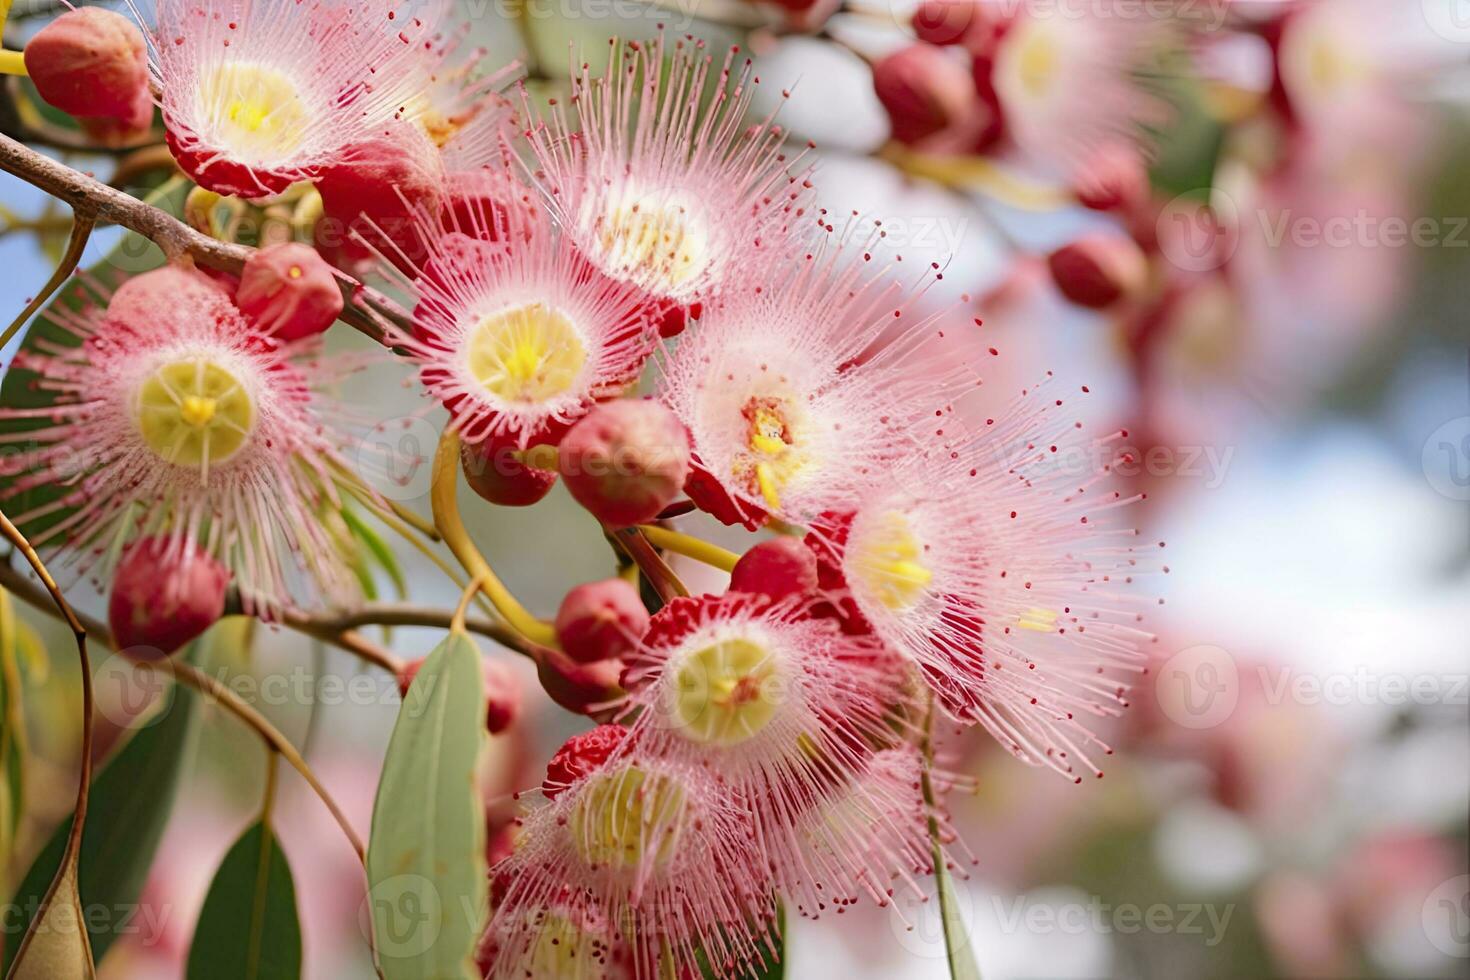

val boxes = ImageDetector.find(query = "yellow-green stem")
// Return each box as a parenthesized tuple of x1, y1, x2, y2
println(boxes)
(431, 429, 559, 648)
(637, 525, 740, 573)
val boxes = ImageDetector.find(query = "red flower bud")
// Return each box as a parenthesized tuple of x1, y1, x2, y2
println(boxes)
(108, 537, 229, 659)
(106, 266, 232, 335)
(25, 9, 151, 129)
(398, 653, 523, 734)
(534, 648, 624, 720)
(1074, 142, 1150, 215)
(558, 400, 691, 528)
(554, 579, 649, 665)
(235, 243, 343, 341)
(729, 537, 820, 601)
(315, 123, 443, 274)
(873, 44, 978, 147)
(542, 724, 628, 800)
(460, 432, 559, 508)
(1047, 234, 1149, 310)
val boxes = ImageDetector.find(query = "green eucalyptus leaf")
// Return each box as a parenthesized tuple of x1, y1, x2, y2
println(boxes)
(341, 506, 408, 602)
(5, 855, 95, 980)
(696, 904, 786, 979)
(2, 682, 195, 973)
(186, 821, 302, 980)
(367, 633, 487, 980)
(0, 589, 30, 853)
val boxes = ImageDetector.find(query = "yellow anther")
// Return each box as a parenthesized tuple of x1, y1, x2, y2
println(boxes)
(1018, 608, 1059, 632)
(755, 462, 782, 511)
(199, 62, 307, 162)
(466, 303, 586, 403)
(672, 638, 778, 747)
(1014, 24, 1059, 98)
(851, 510, 935, 612)
(569, 767, 686, 872)
(136, 357, 255, 471)
(179, 395, 217, 428)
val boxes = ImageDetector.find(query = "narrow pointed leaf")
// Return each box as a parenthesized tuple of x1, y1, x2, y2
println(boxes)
(367, 633, 487, 980)
(6, 857, 94, 980)
(2, 685, 195, 973)
(186, 821, 302, 980)
(0, 589, 30, 852)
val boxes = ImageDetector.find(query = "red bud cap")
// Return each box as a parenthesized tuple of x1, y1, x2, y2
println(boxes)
(460, 432, 559, 508)
(542, 724, 628, 799)
(316, 123, 443, 274)
(1047, 234, 1150, 310)
(729, 537, 820, 601)
(109, 538, 229, 659)
(235, 243, 343, 341)
(558, 400, 691, 528)
(106, 266, 232, 335)
(25, 9, 151, 128)
(554, 579, 650, 665)
(873, 44, 978, 146)
(535, 648, 624, 719)
(1074, 142, 1150, 214)
(398, 654, 523, 734)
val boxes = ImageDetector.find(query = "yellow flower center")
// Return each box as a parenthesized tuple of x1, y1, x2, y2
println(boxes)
(596, 191, 710, 292)
(568, 766, 687, 873)
(135, 357, 256, 472)
(850, 510, 934, 612)
(734, 396, 805, 511)
(198, 62, 309, 163)
(1006, 21, 1061, 100)
(466, 303, 587, 404)
(671, 638, 780, 747)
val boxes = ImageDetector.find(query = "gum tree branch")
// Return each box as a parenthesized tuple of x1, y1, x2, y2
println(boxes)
(0, 507, 95, 975)
(0, 131, 412, 344)
(282, 600, 535, 661)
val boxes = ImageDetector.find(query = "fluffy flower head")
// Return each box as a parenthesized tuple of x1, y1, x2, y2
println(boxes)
(0, 265, 368, 611)
(811, 377, 1162, 780)
(525, 34, 811, 311)
(152, 0, 444, 196)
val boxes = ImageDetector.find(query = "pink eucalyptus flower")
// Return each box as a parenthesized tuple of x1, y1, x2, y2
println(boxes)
(617, 592, 931, 915)
(809, 376, 1162, 781)
(0, 265, 370, 612)
(485, 749, 778, 979)
(986, 5, 1171, 178)
(151, 0, 444, 197)
(523, 35, 813, 320)
(385, 193, 659, 448)
(658, 233, 970, 529)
